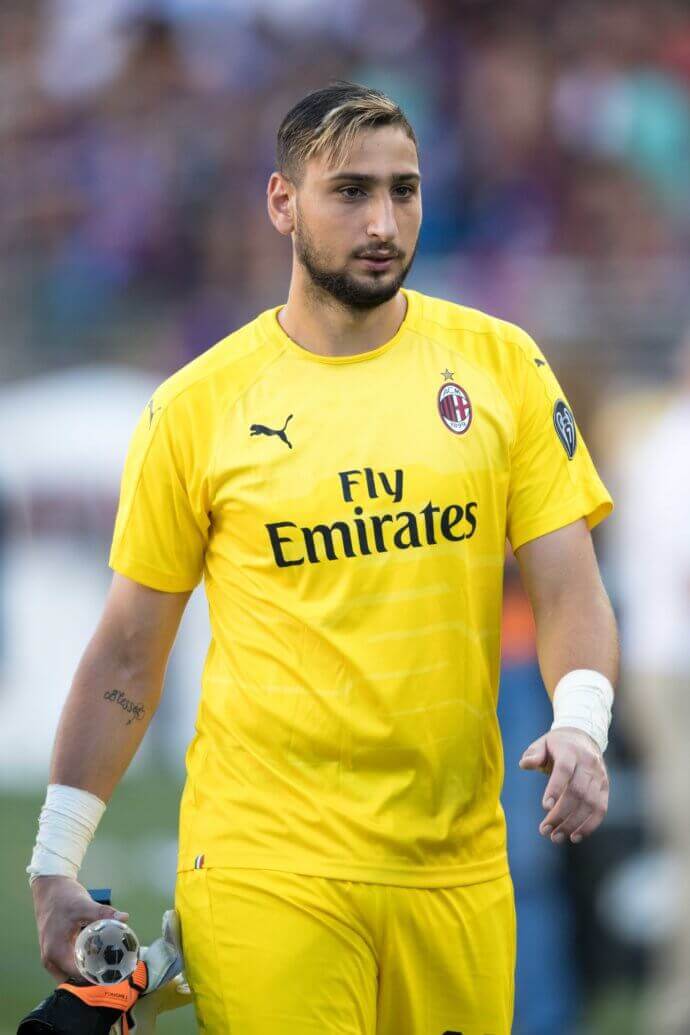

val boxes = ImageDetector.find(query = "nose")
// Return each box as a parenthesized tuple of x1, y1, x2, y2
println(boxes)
(366, 194, 398, 242)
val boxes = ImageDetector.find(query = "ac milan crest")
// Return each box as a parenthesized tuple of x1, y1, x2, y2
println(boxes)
(438, 382, 472, 435)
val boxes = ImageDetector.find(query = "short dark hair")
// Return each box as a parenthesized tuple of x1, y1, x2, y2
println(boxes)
(276, 81, 418, 184)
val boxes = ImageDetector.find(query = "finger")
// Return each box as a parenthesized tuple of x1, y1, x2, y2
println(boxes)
(553, 769, 604, 839)
(519, 735, 548, 771)
(67, 901, 129, 932)
(550, 795, 593, 843)
(51, 904, 130, 980)
(570, 780, 610, 842)
(540, 768, 592, 836)
(91, 903, 130, 922)
(541, 753, 577, 813)
(104, 906, 130, 922)
(569, 803, 606, 842)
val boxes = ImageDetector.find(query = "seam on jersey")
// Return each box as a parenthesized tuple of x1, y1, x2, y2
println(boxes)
(409, 304, 536, 372)
(509, 490, 611, 550)
(111, 404, 175, 559)
(114, 327, 277, 550)
(408, 296, 534, 359)
(114, 335, 285, 558)
(407, 302, 518, 344)
(408, 312, 503, 337)
(510, 348, 530, 459)
(510, 336, 582, 493)
(109, 554, 199, 592)
(207, 342, 291, 498)
(152, 327, 271, 413)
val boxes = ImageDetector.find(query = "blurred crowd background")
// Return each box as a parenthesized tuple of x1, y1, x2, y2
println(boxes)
(2, 1, 690, 1033)
(3, 0, 690, 379)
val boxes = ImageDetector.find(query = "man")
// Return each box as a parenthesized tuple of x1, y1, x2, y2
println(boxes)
(29, 82, 617, 1035)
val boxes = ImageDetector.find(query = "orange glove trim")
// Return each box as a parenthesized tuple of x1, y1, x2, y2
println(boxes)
(58, 960, 148, 1011)
(129, 959, 148, 992)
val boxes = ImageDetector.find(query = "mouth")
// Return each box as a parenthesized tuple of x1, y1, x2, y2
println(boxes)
(357, 255, 397, 271)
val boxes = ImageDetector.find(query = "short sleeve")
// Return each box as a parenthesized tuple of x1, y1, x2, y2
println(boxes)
(108, 393, 212, 592)
(506, 330, 613, 552)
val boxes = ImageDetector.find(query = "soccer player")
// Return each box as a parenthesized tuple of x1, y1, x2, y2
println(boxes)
(29, 82, 618, 1034)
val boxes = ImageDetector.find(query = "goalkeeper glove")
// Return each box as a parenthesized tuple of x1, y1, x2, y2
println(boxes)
(17, 911, 191, 1035)
(17, 962, 147, 1035)
(116, 909, 191, 1034)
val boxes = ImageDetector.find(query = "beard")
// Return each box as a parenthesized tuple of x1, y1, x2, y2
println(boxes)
(294, 219, 418, 311)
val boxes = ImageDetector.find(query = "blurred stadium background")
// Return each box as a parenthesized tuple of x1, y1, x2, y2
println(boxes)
(2, 0, 689, 1031)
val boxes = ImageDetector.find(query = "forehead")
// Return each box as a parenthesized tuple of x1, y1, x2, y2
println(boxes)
(306, 124, 419, 183)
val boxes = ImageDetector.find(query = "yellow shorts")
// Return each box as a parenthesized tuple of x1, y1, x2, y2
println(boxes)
(175, 867, 515, 1035)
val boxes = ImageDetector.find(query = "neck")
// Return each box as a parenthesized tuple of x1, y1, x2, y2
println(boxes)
(277, 270, 407, 358)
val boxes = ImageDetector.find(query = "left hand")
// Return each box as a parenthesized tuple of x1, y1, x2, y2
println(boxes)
(519, 727, 609, 844)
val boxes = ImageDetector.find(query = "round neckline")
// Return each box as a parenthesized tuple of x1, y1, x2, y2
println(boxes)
(259, 288, 416, 366)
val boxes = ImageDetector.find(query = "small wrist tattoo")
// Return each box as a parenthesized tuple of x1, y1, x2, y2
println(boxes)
(103, 689, 146, 725)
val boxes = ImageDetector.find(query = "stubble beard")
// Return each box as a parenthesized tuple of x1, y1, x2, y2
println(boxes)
(294, 219, 418, 311)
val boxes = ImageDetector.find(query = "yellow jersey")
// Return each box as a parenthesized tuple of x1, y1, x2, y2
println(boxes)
(109, 288, 612, 887)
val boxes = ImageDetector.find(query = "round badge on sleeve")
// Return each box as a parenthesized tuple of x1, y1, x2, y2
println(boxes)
(553, 399, 577, 459)
(438, 382, 472, 435)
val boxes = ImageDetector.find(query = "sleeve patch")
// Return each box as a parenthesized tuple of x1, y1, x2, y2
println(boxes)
(553, 399, 577, 460)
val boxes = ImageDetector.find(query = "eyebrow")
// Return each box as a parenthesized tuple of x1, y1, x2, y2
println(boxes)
(326, 171, 421, 185)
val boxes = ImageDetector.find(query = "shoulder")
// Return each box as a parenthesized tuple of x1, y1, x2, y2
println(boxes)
(407, 290, 542, 366)
(151, 310, 284, 418)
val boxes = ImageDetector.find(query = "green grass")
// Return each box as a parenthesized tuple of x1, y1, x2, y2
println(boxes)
(2, 768, 644, 1034)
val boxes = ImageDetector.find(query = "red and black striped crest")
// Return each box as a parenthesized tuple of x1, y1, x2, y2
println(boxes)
(438, 382, 472, 435)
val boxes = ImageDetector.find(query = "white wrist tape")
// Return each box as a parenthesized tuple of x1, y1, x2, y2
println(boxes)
(551, 669, 614, 754)
(26, 784, 106, 887)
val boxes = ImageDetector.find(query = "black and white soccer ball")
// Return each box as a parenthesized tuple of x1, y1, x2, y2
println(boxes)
(74, 918, 140, 985)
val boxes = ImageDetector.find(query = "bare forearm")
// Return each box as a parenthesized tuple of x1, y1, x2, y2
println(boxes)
(516, 522, 616, 845)
(49, 636, 163, 802)
(532, 582, 619, 696)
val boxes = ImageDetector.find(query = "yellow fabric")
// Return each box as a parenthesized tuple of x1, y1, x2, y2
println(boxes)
(109, 288, 613, 887)
(175, 867, 516, 1034)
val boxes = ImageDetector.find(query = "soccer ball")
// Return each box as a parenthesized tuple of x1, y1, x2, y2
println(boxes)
(74, 918, 140, 985)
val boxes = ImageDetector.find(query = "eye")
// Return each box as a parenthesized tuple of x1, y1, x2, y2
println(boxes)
(393, 184, 416, 198)
(338, 186, 365, 200)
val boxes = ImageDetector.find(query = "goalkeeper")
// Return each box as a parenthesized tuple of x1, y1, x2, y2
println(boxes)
(28, 81, 617, 1035)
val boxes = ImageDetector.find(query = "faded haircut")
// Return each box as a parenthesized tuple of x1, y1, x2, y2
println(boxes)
(276, 81, 418, 184)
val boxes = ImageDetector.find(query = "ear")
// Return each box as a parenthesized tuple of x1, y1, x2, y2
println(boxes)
(267, 172, 295, 236)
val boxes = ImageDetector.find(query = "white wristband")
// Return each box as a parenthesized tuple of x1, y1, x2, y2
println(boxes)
(551, 669, 614, 754)
(26, 784, 106, 887)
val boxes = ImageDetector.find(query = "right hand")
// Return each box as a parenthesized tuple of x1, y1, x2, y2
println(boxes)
(31, 875, 129, 983)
